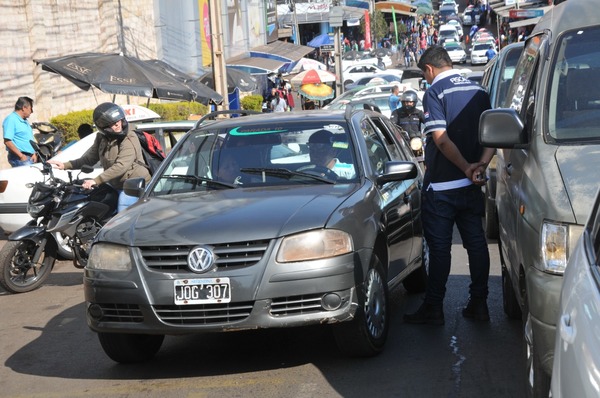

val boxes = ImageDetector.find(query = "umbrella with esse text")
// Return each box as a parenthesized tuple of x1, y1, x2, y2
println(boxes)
(34, 52, 223, 104)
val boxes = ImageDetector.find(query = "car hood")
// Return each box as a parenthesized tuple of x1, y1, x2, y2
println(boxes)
(556, 145, 600, 224)
(99, 184, 360, 246)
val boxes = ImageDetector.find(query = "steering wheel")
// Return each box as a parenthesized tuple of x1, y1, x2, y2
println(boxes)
(297, 165, 339, 181)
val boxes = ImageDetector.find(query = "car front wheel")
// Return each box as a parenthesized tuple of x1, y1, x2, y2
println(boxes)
(332, 255, 389, 357)
(98, 332, 164, 363)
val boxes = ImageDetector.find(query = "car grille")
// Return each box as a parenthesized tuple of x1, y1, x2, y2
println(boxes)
(153, 302, 254, 325)
(270, 294, 325, 316)
(96, 303, 143, 323)
(139, 240, 271, 271)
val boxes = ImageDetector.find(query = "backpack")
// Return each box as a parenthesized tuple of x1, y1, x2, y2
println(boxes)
(133, 130, 165, 175)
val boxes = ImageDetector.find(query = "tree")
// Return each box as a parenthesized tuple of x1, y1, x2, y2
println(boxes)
(360, 10, 388, 48)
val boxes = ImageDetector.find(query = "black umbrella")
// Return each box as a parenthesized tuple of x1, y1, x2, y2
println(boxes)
(342, 50, 362, 61)
(34, 52, 223, 104)
(197, 67, 258, 93)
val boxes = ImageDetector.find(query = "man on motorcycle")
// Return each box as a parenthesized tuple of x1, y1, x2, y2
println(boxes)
(49, 103, 151, 212)
(390, 90, 425, 139)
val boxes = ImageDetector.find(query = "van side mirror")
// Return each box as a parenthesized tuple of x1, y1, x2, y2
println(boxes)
(479, 108, 527, 148)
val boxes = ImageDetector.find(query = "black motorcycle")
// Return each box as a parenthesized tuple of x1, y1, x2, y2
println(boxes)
(32, 122, 64, 161)
(0, 142, 118, 294)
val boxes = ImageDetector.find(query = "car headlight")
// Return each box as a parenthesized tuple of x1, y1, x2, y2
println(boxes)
(86, 243, 132, 271)
(540, 221, 583, 275)
(276, 229, 353, 263)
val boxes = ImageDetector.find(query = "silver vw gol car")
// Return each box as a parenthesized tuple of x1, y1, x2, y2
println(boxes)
(84, 109, 428, 363)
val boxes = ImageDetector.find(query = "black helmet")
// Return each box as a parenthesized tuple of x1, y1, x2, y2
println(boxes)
(401, 90, 418, 111)
(93, 102, 128, 137)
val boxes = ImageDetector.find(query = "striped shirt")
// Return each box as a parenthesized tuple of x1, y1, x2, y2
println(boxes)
(422, 69, 491, 190)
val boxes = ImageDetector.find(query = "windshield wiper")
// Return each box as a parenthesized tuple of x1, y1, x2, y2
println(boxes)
(160, 174, 236, 189)
(240, 167, 335, 184)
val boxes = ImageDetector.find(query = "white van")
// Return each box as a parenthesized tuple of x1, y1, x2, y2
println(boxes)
(438, 24, 460, 44)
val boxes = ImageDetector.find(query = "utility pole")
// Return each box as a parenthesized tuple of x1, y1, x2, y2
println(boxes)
(209, 0, 229, 110)
(330, 4, 344, 96)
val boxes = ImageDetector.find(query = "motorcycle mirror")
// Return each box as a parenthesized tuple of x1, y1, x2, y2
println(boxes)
(80, 165, 94, 174)
(30, 140, 41, 153)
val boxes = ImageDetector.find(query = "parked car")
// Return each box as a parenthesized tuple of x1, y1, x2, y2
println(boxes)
(323, 91, 424, 118)
(462, 5, 481, 26)
(0, 119, 194, 234)
(345, 73, 403, 90)
(470, 42, 493, 65)
(479, 41, 524, 240)
(478, 1, 600, 395)
(342, 63, 403, 88)
(443, 41, 467, 64)
(551, 187, 600, 398)
(83, 109, 428, 363)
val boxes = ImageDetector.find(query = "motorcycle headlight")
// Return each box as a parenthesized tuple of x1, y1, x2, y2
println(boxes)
(86, 243, 132, 271)
(276, 229, 353, 263)
(27, 203, 45, 218)
(410, 137, 423, 152)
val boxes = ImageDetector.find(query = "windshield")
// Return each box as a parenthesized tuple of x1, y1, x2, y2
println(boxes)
(151, 121, 359, 196)
(548, 26, 600, 142)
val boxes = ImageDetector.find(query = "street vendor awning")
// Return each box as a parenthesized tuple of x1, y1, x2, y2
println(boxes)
(277, 3, 365, 25)
(250, 41, 314, 63)
(509, 17, 541, 28)
(227, 56, 286, 75)
(375, 1, 417, 17)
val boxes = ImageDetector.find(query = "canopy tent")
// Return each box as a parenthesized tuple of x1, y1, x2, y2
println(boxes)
(374, 1, 417, 17)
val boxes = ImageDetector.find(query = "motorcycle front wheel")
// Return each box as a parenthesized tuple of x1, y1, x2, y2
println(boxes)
(0, 240, 56, 293)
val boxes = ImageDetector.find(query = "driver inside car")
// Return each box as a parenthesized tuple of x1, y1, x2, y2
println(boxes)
(301, 129, 356, 180)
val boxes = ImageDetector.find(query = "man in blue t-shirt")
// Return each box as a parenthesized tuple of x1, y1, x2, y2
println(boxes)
(388, 85, 401, 111)
(2, 96, 36, 167)
(403, 45, 495, 325)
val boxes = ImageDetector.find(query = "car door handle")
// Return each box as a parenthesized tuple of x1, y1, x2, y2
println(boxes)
(505, 163, 513, 177)
(558, 313, 576, 344)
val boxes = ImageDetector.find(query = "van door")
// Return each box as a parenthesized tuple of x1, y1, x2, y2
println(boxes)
(497, 34, 545, 275)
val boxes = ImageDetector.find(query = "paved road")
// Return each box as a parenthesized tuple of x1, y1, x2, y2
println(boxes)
(0, 227, 526, 398)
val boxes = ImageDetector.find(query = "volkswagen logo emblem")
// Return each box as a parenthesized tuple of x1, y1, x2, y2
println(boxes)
(187, 246, 214, 273)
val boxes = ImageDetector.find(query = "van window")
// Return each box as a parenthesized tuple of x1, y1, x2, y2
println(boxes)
(548, 26, 600, 141)
(506, 34, 544, 115)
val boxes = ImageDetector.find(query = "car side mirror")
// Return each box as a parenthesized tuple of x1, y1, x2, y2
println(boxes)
(377, 161, 418, 186)
(123, 177, 146, 198)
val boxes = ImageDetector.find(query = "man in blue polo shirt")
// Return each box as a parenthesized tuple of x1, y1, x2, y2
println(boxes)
(403, 45, 495, 325)
(3, 96, 37, 167)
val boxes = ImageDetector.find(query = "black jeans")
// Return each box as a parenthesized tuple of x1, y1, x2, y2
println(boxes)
(422, 185, 490, 306)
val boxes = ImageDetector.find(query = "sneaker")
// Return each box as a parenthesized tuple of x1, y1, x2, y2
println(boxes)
(403, 302, 445, 325)
(462, 297, 490, 321)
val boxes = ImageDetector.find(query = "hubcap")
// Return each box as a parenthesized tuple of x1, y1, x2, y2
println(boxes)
(364, 269, 386, 339)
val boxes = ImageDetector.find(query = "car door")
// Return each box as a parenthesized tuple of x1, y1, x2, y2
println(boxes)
(497, 34, 544, 278)
(362, 115, 420, 280)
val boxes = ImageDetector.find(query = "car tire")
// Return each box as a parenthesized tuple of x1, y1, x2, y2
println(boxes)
(403, 238, 428, 294)
(332, 255, 389, 357)
(501, 266, 521, 319)
(484, 197, 499, 239)
(523, 304, 551, 397)
(98, 332, 164, 363)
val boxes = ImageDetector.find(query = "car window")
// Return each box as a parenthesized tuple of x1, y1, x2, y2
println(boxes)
(548, 25, 600, 142)
(506, 34, 544, 115)
(358, 118, 390, 174)
(151, 121, 360, 195)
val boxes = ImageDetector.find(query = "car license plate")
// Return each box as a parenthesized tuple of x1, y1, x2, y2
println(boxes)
(174, 277, 231, 305)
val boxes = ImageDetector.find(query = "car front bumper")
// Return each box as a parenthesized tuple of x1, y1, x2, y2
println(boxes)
(84, 248, 363, 335)
(471, 54, 488, 65)
(526, 266, 563, 375)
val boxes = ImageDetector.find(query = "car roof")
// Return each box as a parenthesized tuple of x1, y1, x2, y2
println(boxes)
(134, 120, 196, 129)
(534, 0, 595, 36)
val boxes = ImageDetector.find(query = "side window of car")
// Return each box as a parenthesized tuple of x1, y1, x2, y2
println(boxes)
(506, 34, 545, 115)
(360, 118, 391, 174)
(371, 117, 409, 161)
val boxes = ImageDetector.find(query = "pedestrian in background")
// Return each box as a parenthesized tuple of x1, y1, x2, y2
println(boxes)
(2, 96, 37, 167)
(388, 85, 402, 111)
(403, 45, 495, 325)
